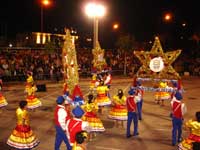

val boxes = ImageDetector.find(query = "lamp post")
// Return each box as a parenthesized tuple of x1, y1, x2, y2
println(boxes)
(41, 0, 50, 33)
(85, 2, 106, 49)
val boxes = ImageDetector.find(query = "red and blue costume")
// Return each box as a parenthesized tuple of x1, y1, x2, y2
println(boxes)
(66, 106, 90, 146)
(54, 96, 71, 150)
(126, 88, 140, 138)
(171, 91, 187, 146)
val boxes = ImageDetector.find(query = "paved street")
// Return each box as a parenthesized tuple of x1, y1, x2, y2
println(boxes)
(0, 76, 199, 150)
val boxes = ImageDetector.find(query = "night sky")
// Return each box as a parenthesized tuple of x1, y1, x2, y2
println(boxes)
(0, 0, 199, 48)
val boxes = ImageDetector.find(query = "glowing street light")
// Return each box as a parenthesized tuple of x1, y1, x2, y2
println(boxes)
(182, 23, 186, 27)
(113, 23, 119, 30)
(85, 2, 106, 48)
(163, 13, 173, 22)
(41, 0, 50, 33)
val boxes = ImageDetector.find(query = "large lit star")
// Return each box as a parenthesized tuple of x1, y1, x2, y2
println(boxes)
(134, 36, 181, 79)
(92, 41, 107, 71)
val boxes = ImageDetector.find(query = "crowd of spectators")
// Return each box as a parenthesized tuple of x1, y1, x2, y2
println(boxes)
(0, 49, 62, 82)
(0, 48, 199, 82)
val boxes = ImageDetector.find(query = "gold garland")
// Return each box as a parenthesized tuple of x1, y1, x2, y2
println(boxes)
(134, 36, 181, 80)
(62, 28, 79, 94)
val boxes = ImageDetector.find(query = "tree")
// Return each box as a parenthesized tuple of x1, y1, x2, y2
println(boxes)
(115, 34, 135, 75)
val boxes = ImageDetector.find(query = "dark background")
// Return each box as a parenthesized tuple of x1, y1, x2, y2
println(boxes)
(0, 0, 199, 48)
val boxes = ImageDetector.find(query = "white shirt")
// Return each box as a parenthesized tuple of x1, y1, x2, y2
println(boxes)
(57, 105, 68, 130)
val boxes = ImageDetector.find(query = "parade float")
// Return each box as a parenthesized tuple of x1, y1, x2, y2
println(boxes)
(134, 36, 182, 97)
(62, 28, 85, 106)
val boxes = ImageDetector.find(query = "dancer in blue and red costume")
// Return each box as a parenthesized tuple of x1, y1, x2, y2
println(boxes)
(171, 80, 183, 98)
(126, 88, 141, 138)
(54, 96, 72, 150)
(66, 106, 90, 147)
(134, 80, 144, 121)
(171, 91, 187, 146)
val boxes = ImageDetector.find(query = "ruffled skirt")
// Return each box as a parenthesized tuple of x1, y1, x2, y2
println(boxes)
(155, 91, 171, 100)
(7, 124, 40, 149)
(82, 112, 105, 132)
(0, 94, 8, 107)
(178, 134, 200, 150)
(108, 105, 127, 120)
(26, 95, 42, 109)
(95, 94, 111, 106)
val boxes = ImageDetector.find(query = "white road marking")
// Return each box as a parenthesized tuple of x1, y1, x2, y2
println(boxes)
(40, 90, 60, 99)
(94, 146, 121, 150)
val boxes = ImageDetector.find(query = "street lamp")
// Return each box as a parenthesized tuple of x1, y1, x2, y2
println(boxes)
(85, 2, 106, 49)
(41, 0, 50, 33)
(113, 23, 119, 30)
(163, 12, 173, 23)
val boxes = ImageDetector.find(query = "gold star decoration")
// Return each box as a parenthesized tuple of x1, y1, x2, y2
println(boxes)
(134, 36, 182, 79)
(92, 41, 107, 71)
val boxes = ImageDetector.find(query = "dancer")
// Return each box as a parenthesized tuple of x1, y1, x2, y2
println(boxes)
(25, 72, 42, 109)
(7, 100, 40, 149)
(25, 72, 34, 92)
(54, 96, 72, 150)
(171, 91, 187, 146)
(104, 71, 112, 89)
(135, 81, 144, 120)
(126, 88, 140, 138)
(95, 80, 111, 114)
(66, 106, 90, 146)
(104, 71, 112, 98)
(89, 73, 98, 93)
(82, 94, 105, 140)
(155, 81, 171, 106)
(178, 111, 200, 150)
(171, 80, 183, 98)
(0, 78, 8, 109)
(108, 89, 127, 128)
(72, 131, 88, 150)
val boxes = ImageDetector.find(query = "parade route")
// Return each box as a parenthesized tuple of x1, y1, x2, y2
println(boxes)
(0, 76, 199, 150)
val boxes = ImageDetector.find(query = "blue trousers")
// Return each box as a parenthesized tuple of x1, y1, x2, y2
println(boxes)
(172, 117, 183, 145)
(137, 99, 143, 120)
(126, 112, 138, 136)
(55, 125, 71, 150)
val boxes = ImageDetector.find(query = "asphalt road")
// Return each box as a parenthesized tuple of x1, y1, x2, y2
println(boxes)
(0, 76, 199, 150)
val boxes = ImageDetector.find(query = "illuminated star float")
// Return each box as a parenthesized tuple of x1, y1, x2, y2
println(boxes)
(92, 41, 107, 71)
(134, 36, 182, 80)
